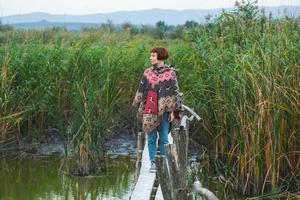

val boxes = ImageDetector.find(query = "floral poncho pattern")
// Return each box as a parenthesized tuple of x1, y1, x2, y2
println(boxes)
(132, 65, 183, 133)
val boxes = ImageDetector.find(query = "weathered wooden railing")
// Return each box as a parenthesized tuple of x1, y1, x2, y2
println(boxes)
(155, 104, 219, 200)
(130, 104, 218, 200)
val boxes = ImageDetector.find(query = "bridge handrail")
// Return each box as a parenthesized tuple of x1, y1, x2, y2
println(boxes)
(182, 104, 202, 122)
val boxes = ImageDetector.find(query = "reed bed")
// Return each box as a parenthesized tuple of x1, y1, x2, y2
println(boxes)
(0, 1, 299, 197)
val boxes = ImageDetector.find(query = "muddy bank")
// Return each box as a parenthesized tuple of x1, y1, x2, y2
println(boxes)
(0, 130, 201, 161)
(0, 131, 137, 158)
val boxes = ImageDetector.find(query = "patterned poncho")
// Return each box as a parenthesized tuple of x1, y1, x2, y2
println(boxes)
(132, 64, 183, 134)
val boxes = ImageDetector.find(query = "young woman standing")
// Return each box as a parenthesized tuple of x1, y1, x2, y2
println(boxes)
(132, 47, 183, 172)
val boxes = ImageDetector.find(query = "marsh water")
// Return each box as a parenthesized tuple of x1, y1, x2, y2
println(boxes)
(0, 155, 135, 200)
(0, 130, 244, 200)
(0, 155, 245, 200)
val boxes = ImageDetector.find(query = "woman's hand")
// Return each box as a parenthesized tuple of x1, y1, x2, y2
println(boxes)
(168, 112, 174, 122)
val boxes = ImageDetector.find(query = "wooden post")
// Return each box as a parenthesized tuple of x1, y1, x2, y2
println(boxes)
(134, 131, 145, 183)
(154, 105, 205, 200)
(155, 155, 172, 200)
(165, 144, 180, 199)
(172, 117, 189, 188)
(164, 143, 192, 200)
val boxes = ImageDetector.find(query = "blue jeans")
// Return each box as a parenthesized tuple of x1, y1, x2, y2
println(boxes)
(148, 112, 170, 161)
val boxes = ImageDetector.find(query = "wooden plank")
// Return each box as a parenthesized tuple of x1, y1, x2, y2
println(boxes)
(155, 185, 164, 200)
(130, 135, 156, 200)
(131, 133, 174, 200)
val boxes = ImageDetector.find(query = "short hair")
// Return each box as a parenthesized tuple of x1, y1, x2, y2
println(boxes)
(150, 47, 169, 60)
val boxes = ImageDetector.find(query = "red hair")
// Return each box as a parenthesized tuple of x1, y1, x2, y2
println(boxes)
(150, 47, 169, 60)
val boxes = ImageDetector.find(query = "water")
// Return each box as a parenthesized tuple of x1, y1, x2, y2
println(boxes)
(0, 155, 135, 200)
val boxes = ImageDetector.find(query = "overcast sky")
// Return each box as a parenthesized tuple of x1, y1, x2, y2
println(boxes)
(0, 0, 299, 16)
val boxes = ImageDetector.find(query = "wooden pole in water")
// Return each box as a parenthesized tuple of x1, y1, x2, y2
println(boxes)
(134, 131, 145, 183)
(155, 155, 172, 200)
(155, 114, 192, 200)
(172, 116, 189, 188)
(164, 143, 192, 200)
(156, 106, 217, 200)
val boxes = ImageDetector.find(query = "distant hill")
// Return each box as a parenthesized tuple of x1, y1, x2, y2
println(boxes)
(11, 20, 101, 31)
(1, 6, 299, 30)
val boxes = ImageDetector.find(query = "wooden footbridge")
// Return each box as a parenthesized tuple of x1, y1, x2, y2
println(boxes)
(129, 105, 219, 200)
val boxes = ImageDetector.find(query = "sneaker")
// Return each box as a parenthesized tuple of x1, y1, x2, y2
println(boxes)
(149, 161, 156, 173)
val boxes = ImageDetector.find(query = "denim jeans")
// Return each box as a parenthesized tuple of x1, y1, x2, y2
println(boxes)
(148, 112, 170, 161)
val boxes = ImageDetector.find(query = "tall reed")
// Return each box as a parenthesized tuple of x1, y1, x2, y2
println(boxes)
(177, 1, 300, 196)
(0, 1, 298, 195)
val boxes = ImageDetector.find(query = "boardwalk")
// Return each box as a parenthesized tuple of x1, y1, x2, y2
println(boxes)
(130, 106, 216, 200)
(130, 134, 173, 200)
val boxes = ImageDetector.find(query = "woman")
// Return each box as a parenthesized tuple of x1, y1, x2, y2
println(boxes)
(132, 47, 183, 172)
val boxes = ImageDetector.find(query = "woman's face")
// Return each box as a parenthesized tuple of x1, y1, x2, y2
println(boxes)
(150, 53, 159, 65)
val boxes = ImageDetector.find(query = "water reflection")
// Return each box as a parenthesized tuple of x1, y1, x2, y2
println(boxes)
(0, 155, 135, 200)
